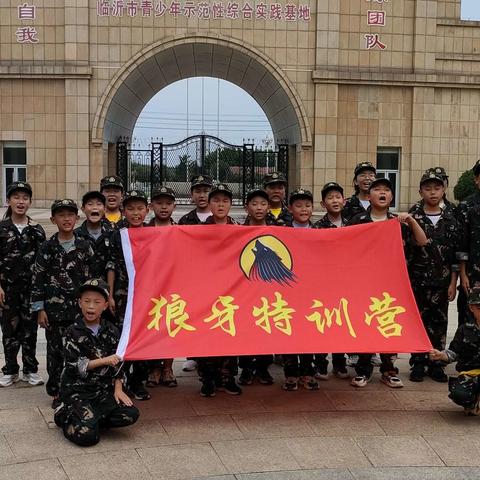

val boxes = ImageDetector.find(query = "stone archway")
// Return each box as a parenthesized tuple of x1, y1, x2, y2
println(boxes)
(92, 33, 311, 149)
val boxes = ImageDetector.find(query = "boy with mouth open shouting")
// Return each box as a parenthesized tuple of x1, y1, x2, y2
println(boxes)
(347, 178, 428, 389)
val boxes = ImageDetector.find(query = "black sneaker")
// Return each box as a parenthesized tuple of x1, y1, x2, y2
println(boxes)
(132, 385, 152, 400)
(409, 364, 426, 382)
(256, 368, 274, 385)
(51, 396, 61, 410)
(429, 365, 448, 383)
(238, 368, 254, 385)
(219, 377, 242, 395)
(200, 380, 216, 397)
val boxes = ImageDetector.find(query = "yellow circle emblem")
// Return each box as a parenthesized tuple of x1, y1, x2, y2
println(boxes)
(240, 235, 296, 286)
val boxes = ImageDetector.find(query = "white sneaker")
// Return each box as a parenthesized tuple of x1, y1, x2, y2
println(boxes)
(351, 375, 369, 388)
(182, 359, 197, 372)
(22, 373, 44, 386)
(0, 374, 20, 387)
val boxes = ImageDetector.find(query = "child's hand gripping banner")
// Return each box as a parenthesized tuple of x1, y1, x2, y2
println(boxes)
(117, 220, 431, 359)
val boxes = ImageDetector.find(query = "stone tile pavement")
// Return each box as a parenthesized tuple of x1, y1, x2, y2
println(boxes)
(0, 209, 479, 479)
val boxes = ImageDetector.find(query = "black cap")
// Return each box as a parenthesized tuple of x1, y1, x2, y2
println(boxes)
(82, 191, 106, 206)
(152, 186, 176, 200)
(245, 188, 269, 204)
(263, 172, 287, 187)
(420, 172, 444, 187)
(208, 183, 233, 200)
(425, 167, 448, 181)
(368, 177, 393, 191)
(354, 162, 376, 177)
(321, 182, 344, 199)
(289, 188, 314, 205)
(6, 181, 32, 198)
(191, 174, 213, 190)
(100, 175, 124, 192)
(51, 199, 78, 216)
(123, 190, 148, 206)
(472, 160, 480, 176)
(79, 278, 110, 300)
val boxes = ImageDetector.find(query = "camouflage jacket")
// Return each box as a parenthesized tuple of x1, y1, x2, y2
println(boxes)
(31, 233, 94, 322)
(408, 203, 460, 288)
(457, 191, 480, 284)
(148, 217, 176, 226)
(313, 214, 346, 229)
(178, 208, 211, 225)
(347, 210, 413, 251)
(265, 204, 293, 227)
(445, 322, 480, 372)
(343, 195, 369, 222)
(0, 217, 45, 290)
(74, 218, 115, 280)
(203, 216, 238, 225)
(60, 316, 121, 401)
(409, 197, 457, 216)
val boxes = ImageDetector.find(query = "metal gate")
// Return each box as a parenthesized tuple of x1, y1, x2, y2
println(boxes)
(116, 135, 288, 205)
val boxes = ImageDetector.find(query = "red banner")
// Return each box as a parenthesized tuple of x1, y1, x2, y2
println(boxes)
(117, 221, 431, 360)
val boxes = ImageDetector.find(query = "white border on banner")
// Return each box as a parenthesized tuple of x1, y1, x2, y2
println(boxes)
(116, 228, 136, 359)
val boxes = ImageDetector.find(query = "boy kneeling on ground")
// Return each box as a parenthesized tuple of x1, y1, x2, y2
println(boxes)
(54, 279, 139, 446)
(430, 287, 480, 416)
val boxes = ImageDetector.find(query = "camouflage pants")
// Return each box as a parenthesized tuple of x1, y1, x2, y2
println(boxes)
(45, 324, 67, 397)
(239, 355, 273, 373)
(197, 356, 238, 382)
(55, 394, 139, 447)
(314, 353, 347, 373)
(283, 354, 315, 378)
(410, 286, 449, 368)
(0, 290, 39, 375)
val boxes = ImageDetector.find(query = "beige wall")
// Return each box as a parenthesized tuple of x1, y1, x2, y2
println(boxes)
(0, 0, 480, 209)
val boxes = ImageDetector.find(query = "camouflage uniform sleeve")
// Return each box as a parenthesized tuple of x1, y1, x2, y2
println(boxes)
(445, 326, 465, 363)
(30, 241, 49, 309)
(63, 328, 89, 379)
(456, 201, 469, 261)
(106, 232, 119, 272)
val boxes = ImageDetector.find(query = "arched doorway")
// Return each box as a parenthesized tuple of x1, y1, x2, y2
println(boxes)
(92, 34, 312, 199)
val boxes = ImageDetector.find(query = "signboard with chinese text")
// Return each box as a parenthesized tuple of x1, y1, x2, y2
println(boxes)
(117, 220, 431, 360)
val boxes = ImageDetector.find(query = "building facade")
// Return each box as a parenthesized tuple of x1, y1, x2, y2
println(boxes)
(0, 0, 479, 209)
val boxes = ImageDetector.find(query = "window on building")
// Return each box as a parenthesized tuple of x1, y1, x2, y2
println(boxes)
(376, 147, 400, 210)
(2, 142, 27, 204)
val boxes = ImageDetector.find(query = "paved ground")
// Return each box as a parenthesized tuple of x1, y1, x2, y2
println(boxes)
(0, 209, 479, 480)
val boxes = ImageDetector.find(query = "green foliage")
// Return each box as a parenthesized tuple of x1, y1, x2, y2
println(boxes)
(454, 169, 477, 201)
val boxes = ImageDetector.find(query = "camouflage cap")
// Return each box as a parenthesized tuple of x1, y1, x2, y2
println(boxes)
(208, 183, 233, 200)
(6, 181, 32, 198)
(262, 171, 287, 187)
(151, 185, 176, 200)
(321, 182, 344, 199)
(354, 162, 376, 177)
(425, 166, 448, 180)
(191, 174, 213, 189)
(468, 287, 480, 305)
(79, 278, 110, 300)
(245, 188, 269, 204)
(123, 189, 148, 206)
(82, 190, 106, 206)
(420, 172, 444, 187)
(100, 175, 124, 191)
(472, 160, 480, 176)
(289, 188, 314, 205)
(51, 198, 78, 216)
(368, 177, 392, 191)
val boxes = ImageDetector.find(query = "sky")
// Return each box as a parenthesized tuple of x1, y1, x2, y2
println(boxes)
(133, 1, 480, 146)
(461, 0, 480, 20)
(132, 78, 274, 147)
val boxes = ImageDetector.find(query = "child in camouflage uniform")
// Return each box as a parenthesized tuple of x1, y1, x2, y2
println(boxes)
(100, 175, 125, 227)
(0, 182, 46, 388)
(31, 199, 94, 406)
(343, 162, 376, 222)
(107, 190, 151, 400)
(262, 172, 293, 226)
(408, 172, 459, 383)
(54, 278, 139, 446)
(430, 287, 480, 416)
(198, 184, 242, 397)
(238, 189, 274, 386)
(178, 174, 213, 225)
(146, 186, 177, 388)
